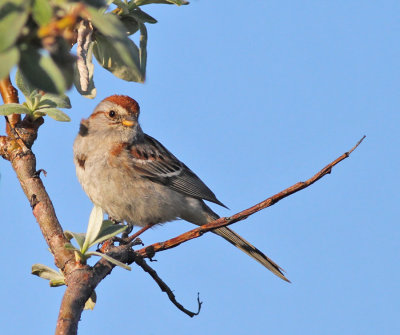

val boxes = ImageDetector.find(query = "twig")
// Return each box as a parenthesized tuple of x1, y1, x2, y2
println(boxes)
(0, 76, 29, 153)
(135, 136, 366, 258)
(0, 76, 20, 133)
(134, 256, 202, 317)
(97, 234, 202, 317)
(126, 224, 154, 243)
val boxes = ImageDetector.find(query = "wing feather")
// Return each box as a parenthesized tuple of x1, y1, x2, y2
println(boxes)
(130, 134, 227, 208)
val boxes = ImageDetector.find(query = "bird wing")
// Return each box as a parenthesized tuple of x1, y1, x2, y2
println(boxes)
(129, 134, 227, 208)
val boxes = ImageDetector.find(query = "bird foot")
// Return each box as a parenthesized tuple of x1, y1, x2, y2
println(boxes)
(131, 237, 144, 246)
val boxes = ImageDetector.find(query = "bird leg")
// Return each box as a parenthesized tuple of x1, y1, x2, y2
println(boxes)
(126, 223, 155, 243)
(113, 223, 155, 246)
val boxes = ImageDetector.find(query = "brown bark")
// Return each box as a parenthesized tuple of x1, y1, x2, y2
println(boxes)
(0, 76, 20, 134)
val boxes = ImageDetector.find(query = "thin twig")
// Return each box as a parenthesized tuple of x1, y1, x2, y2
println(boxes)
(0, 76, 20, 133)
(0, 77, 29, 153)
(135, 136, 366, 258)
(97, 233, 202, 317)
(134, 255, 202, 317)
(126, 224, 154, 243)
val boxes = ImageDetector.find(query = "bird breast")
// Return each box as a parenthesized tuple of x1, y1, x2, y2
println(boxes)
(73, 135, 190, 226)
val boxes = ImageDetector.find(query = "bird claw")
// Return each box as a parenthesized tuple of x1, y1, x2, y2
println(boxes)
(121, 223, 134, 238)
(131, 237, 144, 246)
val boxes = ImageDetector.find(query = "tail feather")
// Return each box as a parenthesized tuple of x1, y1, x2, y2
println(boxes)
(213, 226, 290, 282)
(189, 201, 290, 282)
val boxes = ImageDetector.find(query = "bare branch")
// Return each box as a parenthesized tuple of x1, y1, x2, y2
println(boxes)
(0, 76, 20, 134)
(135, 256, 202, 317)
(0, 76, 29, 154)
(0, 136, 11, 159)
(135, 136, 366, 258)
(125, 224, 154, 243)
(60, 240, 200, 327)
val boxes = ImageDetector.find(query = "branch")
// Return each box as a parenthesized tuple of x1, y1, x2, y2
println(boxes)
(0, 78, 75, 272)
(1, 77, 83, 334)
(56, 244, 136, 335)
(134, 256, 202, 317)
(98, 242, 201, 318)
(0, 77, 29, 154)
(135, 136, 366, 258)
(0, 76, 20, 135)
(57, 240, 201, 334)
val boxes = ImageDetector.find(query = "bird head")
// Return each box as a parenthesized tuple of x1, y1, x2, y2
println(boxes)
(82, 95, 142, 143)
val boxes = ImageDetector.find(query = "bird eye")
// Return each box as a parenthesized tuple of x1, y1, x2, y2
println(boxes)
(108, 110, 116, 118)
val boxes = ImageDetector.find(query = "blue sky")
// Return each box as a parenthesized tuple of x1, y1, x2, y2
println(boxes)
(1, 1, 399, 334)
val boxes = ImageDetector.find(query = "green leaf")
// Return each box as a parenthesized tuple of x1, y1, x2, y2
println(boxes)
(32, 111, 46, 118)
(82, 205, 104, 254)
(0, 0, 30, 52)
(0, 103, 30, 116)
(89, 220, 127, 247)
(83, 207, 127, 250)
(74, 40, 96, 98)
(31, 264, 65, 285)
(32, 0, 53, 26)
(112, 0, 129, 14)
(0, 46, 19, 80)
(93, 33, 144, 82)
(28, 89, 42, 102)
(24, 90, 42, 111)
(46, 38, 75, 91)
(64, 242, 79, 251)
(87, 6, 126, 39)
(82, 0, 107, 8)
(15, 69, 36, 98)
(84, 290, 97, 310)
(87, 251, 131, 270)
(138, 22, 147, 80)
(134, 0, 189, 6)
(64, 231, 86, 249)
(39, 93, 71, 109)
(128, 9, 157, 24)
(50, 278, 66, 287)
(36, 107, 71, 121)
(19, 45, 71, 94)
(120, 15, 139, 36)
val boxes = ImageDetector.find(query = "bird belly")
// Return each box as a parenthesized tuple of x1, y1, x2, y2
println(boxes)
(76, 154, 189, 227)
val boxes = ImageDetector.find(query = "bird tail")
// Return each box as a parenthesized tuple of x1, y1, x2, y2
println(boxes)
(204, 205, 290, 282)
(213, 226, 290, 282)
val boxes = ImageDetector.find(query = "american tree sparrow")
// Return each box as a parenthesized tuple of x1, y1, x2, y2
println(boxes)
(73, 95, 288, 282)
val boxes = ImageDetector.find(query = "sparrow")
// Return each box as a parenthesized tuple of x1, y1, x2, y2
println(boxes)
(73, 95, 288, 282)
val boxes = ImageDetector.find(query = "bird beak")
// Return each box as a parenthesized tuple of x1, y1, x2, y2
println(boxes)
(122, 119, 135, 127)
